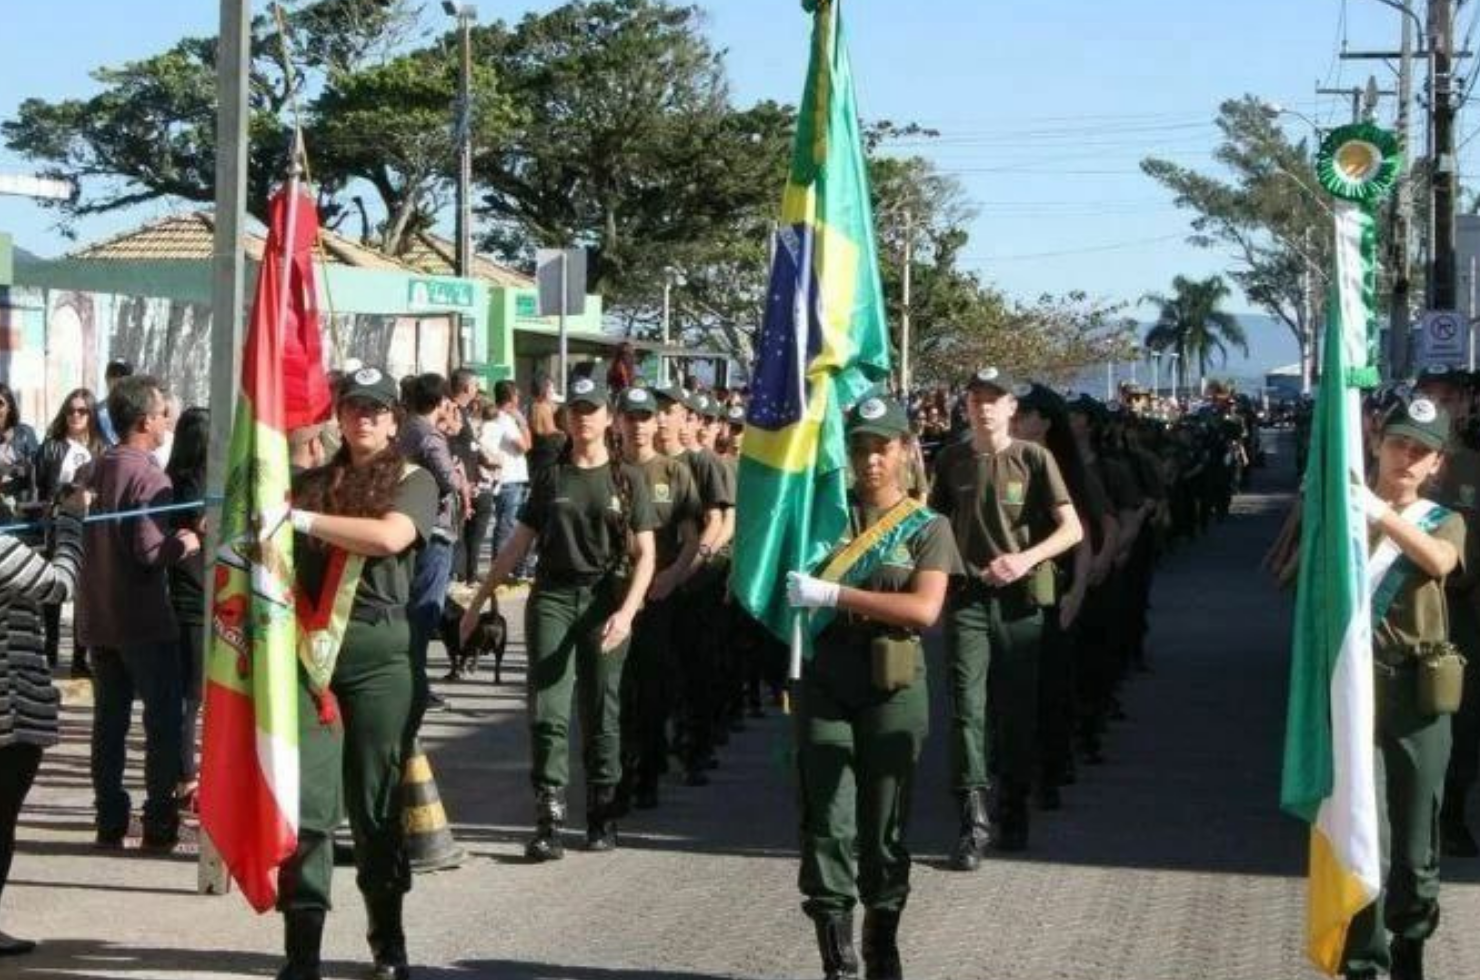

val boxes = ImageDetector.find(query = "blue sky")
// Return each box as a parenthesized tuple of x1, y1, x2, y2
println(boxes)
(0, 0, 1468, 365)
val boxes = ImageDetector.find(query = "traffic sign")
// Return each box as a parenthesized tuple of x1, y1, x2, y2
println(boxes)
(1415, 309, 1470, 369)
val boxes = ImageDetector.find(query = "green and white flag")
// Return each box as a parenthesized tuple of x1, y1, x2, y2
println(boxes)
(1280, 122, 1400, 975)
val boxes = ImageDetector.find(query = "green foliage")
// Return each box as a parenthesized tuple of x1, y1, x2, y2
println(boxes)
(1142, 96, 1329, 370)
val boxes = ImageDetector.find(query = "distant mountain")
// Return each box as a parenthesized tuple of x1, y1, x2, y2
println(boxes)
(1068, 312, 1301, 397)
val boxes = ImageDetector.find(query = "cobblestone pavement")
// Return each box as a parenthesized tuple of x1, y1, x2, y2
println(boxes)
(10, 432, 1480, 979)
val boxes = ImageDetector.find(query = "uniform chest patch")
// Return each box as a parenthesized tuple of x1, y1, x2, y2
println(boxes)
(1004, 480, 1026, 506)
(609, 495, 623, 513)
(886, 543, 913, 565)
(1462, 484, 1477, 508)
(653, 482, 672, 504)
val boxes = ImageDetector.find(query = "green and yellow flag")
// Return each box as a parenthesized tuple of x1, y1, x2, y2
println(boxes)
(732, 0, 890, 652)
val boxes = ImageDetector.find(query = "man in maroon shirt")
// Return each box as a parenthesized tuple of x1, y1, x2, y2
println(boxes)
(78, 374, 200, 850)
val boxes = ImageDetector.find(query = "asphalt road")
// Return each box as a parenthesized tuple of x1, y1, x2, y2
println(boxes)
(10, 430, 1480, 979)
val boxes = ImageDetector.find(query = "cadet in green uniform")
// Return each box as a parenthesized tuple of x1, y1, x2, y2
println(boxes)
(614, 386, 701, 810)
(1416, 366, 1480, 856)
(655, 385, 733, 783)
(1343, 397, 1465, 980)
(1010, 383, 1105, 808)
(931, 368, 1083, 865)
(462, 375, 656, 858)
(278, 367, 439, 980)
(785, 396, 963, 980)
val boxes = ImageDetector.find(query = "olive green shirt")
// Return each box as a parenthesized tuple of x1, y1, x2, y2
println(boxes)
(293, 467, 439, 621)
(679, 448, 734, 512)
(1372, 509, 1466, 660)
(821, 504, 964, 642)
(519, 461, 659, 582)
(637, 453, 700, 571)
(928, 438, 1072, 570)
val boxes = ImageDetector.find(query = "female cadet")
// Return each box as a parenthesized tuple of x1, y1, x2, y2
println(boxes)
(461, 374, 656, 858)
(276, 367, 439, 980)
(614, 386, 700, 811)
(785, 395, 963, 980)
(1343, 396, 1465, 980)
(1010, 384, 1107, 808)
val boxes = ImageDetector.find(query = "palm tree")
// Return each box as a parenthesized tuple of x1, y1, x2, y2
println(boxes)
(1142, 275, 1249, 394)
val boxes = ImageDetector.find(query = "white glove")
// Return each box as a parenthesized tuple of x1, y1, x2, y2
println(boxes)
(290, 509, 319, 535)
(1359, 486, 1390, 525)
(787, 571, 840, 610)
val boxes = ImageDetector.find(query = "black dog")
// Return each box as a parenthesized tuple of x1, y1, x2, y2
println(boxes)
(439, 596, 508, 684)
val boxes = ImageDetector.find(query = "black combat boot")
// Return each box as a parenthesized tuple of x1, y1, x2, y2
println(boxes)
(949, 788, 989, 872)
(1390, 936, 1425, 980)
(993, 781, 1030, 852)
(365, 893, 410, 980)
(525, 786, 566, 862)
(275, 909, 325, 980)
(586, 784, 618, 852)
(813, 913, 860, 980)
(860, 908, 902, 980)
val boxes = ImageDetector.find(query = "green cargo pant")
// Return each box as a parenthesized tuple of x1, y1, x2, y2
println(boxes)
(1343, 663, 1453, 976)
(279, 619, 415, 911)
(623, 596, 677, 790)
(946, 581, 1043, 791)
(526, 579, 628, 790)
(796, 632, 928, 919)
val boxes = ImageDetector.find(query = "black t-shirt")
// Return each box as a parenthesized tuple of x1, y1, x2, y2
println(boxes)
(294, 467, 438, 620)
(519, 461, 658, 582)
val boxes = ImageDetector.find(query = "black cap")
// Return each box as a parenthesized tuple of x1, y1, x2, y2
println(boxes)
(1015, 382, 1066, 416)
(1382, 396, 1451, 451)
(105, 359, 133, 380)
(615, 386, 658, 415)
(966, 367, 1022, 394)
(566, 375, 609, 408)
(1415, 364, 1466, 389)
(846, 395, 911, 440)
(337, 366, 399, 409)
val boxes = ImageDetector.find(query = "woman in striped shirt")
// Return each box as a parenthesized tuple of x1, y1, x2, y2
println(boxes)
(0, 488, 86, 957)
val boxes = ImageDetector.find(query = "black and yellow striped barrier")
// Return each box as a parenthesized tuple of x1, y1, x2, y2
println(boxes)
(402, 740, 464, 873)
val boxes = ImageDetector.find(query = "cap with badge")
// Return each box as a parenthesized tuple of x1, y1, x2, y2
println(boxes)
(1014, 382, 1065, 415)
(846, 395, 911, 440)
(966, 367, 1021, 394)
(615, 386, 658, 415)
(651, 383, 689, 407)
(566, 375, 609, 408)
(337, 366, 399, 409)
(1382, 395, 1451, 451)
(688, 391, 723, 420)
(725, 403, 746, 426)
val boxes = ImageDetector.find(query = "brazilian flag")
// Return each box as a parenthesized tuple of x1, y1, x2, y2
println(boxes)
(733, 0, 890, 649)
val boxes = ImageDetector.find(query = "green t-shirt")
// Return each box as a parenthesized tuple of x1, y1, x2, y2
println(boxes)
(845, 506, 964, 593)
(928, 438, 1071, 570)
(637, 453, 700, 571)
(680, 448, 734, 512)
(519, 461, 659, 582)
(1432, 445, 1480, 599)
(1372, 509, 1466, 660)
(293, 467, 439, 621)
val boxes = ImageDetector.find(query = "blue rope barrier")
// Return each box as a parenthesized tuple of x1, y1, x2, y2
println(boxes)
(0, 494, 228, 536)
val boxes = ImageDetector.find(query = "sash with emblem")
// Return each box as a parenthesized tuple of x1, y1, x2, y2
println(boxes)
(807, 495, 936, 635)
(1369, 498, 1452, 624)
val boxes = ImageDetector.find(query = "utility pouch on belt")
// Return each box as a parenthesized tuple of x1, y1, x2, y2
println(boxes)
(1026, 561, 1056, 608)
(871, 633, 918, 693)
(1416, 641, 1467, 716)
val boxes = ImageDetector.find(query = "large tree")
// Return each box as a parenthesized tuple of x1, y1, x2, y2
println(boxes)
(1142, 274, 1249, 390)
(1142, 96, 1330, 388)
(469, 0, 786, 308)
(3, 0, 422, 234)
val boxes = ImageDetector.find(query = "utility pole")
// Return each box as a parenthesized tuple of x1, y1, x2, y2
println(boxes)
(1389, 7, 1416, 378)
(201, 0, 251, 897)
(1430, 0, 1458, 311)
(899, 210, 914, 395)
(444, 3, 477, 281)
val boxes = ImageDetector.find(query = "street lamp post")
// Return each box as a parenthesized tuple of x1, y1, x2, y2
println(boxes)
(1167, 352, 1181, 404)
(443, 2, 477, 281)
(660, 267, 685, 385)
(1150, 351, 1161, 398)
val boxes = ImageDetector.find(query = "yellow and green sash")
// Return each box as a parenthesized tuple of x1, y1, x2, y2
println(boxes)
(808, 495, 935, 635)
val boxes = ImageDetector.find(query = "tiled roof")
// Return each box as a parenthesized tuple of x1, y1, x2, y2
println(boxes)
(68, 211, 411, 271)
(396, 231, 535, 288)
